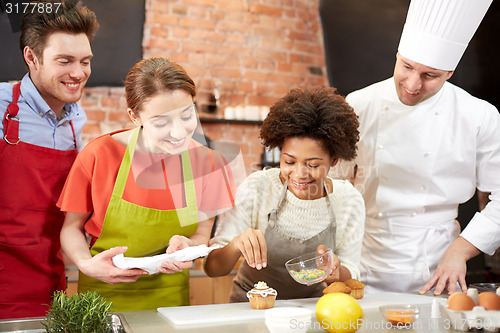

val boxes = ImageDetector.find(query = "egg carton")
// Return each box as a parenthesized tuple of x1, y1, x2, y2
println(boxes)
(439, 303, 500, 332)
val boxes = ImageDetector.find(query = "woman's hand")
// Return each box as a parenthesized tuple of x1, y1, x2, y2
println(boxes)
(78, 246, 147, 285)
(166, 235, 192, 253)
(61, 213, 147, 285)
(158, 235, 194, 274)
(232, 228, 267, 270)
(317, 244, 340, 283)
(158, 217, 214, 274)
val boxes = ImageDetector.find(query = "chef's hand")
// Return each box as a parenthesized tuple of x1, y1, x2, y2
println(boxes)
(317, 244, 340, 283)
(159, 235, 194, 274)
(419, 236, 479, 295)
(232, 228, 267, 270)
(79, 246, 147, 285)
(419, 253, 467, 296)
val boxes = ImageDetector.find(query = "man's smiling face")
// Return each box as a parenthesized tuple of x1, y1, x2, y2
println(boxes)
(394, 53, 453, 106)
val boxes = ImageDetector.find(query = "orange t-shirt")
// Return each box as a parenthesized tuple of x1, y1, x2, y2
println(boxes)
(57, 130, 235, 240)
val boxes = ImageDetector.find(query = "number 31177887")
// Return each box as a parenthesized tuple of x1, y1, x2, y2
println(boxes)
(4, 2, 62, 14)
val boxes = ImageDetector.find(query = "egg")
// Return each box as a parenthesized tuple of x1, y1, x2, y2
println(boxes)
(448, 292, 475, 311)
(478, 291, 500, 310)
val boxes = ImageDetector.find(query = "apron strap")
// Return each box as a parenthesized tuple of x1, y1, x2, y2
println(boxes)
(208, 148, 234, 206)
(2, 82, 78, 148)
(69, 119, 78, 151)
(3, 82, 21, 145)
(111, 127, 199, 226)
(112, 127, 140, 198)
(324, 181, 337, 251)
(181, 150, 196, 208)
(267, 180, 288, 228)
(268, 179, 337, 248)
(420, 225, 450, 281)
(176, 150, 199, 226)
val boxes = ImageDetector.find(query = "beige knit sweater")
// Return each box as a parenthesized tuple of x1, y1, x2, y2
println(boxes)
(210, 168, 365, 279)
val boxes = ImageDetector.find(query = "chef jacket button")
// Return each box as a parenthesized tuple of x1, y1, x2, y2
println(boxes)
(381, 176, 387, 182)
(39, 112, 44, 116)
(383, 107, 389, 112)
(435, 112, 440, 115)
(411, 212, 417, 217)
(378, 212, 383, 218)
(377, 144, 384, 150)
(421, 185, 426, 190)
(424, 152, 432, 157)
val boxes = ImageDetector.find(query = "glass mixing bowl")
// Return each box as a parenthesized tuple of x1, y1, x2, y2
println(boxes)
(285, 250, 333, 286)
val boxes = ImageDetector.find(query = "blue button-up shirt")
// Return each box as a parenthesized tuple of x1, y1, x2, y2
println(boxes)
(0, 74, 86, 151)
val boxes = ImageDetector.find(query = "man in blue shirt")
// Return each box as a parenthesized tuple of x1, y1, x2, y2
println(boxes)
(0, 0, 99, 319)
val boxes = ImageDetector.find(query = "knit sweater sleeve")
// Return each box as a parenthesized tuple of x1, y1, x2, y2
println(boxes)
(333, 180, 365, 280)
(209, 170, 277, 247)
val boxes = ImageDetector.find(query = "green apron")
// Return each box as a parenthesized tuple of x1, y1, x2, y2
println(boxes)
(78, 127, 199, 311)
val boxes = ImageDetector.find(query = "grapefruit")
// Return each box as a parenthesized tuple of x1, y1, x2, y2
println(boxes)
(315, 293, 364, 333)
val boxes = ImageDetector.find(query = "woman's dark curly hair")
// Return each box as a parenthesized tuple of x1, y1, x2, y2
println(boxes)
(260, 86, 359, 161)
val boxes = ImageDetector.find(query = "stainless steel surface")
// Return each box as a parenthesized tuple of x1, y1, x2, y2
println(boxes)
(111, 314, 131, 333)
(0, 314, 130, 333)
(0, 317, 45, 333)
(469, 282, 500, 293)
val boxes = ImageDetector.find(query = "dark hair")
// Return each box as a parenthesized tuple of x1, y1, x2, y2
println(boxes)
(20, 0, 99, 63)
(125, 57, 197, 115)
(260, 86, 359, 161)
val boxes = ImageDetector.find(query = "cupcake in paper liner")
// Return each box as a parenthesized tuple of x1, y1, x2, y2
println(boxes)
(246, 281, 277, 309)
(344, 279, 365, 299)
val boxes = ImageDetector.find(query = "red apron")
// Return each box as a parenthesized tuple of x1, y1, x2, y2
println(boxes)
(0, 82, 78, 319)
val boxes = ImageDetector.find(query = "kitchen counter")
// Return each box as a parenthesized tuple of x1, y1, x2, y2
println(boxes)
(1, 292, 473, 333)
(121, 306, 441, 333)
(118, 292, 460, 333)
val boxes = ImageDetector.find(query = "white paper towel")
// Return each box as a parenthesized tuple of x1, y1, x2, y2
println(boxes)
(112, 244, 220, 274)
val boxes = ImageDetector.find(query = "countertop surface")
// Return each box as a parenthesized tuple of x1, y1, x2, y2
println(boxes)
(1, 292, 487, 332)
(118, 292, 469, 333)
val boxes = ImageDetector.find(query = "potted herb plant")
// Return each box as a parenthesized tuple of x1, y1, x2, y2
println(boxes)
(43, 291, 113, 333)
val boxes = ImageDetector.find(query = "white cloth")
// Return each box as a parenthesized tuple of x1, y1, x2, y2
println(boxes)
(210, 168, 365, 280)
(112, 244, 220, 274)
(342, 77, 500, 292)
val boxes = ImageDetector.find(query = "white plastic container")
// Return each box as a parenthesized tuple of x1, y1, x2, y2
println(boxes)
(264, 307, 312, 333)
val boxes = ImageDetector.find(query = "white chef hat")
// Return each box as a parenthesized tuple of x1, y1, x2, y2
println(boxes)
(398, 0, 492, 71)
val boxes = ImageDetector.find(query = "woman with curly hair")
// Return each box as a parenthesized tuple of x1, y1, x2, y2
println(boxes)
(204, 86, 365, 300)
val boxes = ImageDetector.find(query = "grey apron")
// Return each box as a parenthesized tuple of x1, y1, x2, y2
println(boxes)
(230, 181, 337, 301)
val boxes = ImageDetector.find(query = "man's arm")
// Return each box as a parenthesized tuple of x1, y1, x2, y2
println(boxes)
(420, 191, 493, 295)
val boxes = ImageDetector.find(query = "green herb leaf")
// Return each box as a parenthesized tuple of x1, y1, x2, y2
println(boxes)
(42, 291, 113, 333)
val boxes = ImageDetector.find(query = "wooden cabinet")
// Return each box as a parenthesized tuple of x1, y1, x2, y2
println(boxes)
(189, 274, 235, 305)
(66, 281, 78, 296)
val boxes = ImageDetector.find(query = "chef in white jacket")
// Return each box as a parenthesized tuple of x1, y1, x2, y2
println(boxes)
(343, 0, 500, 295)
